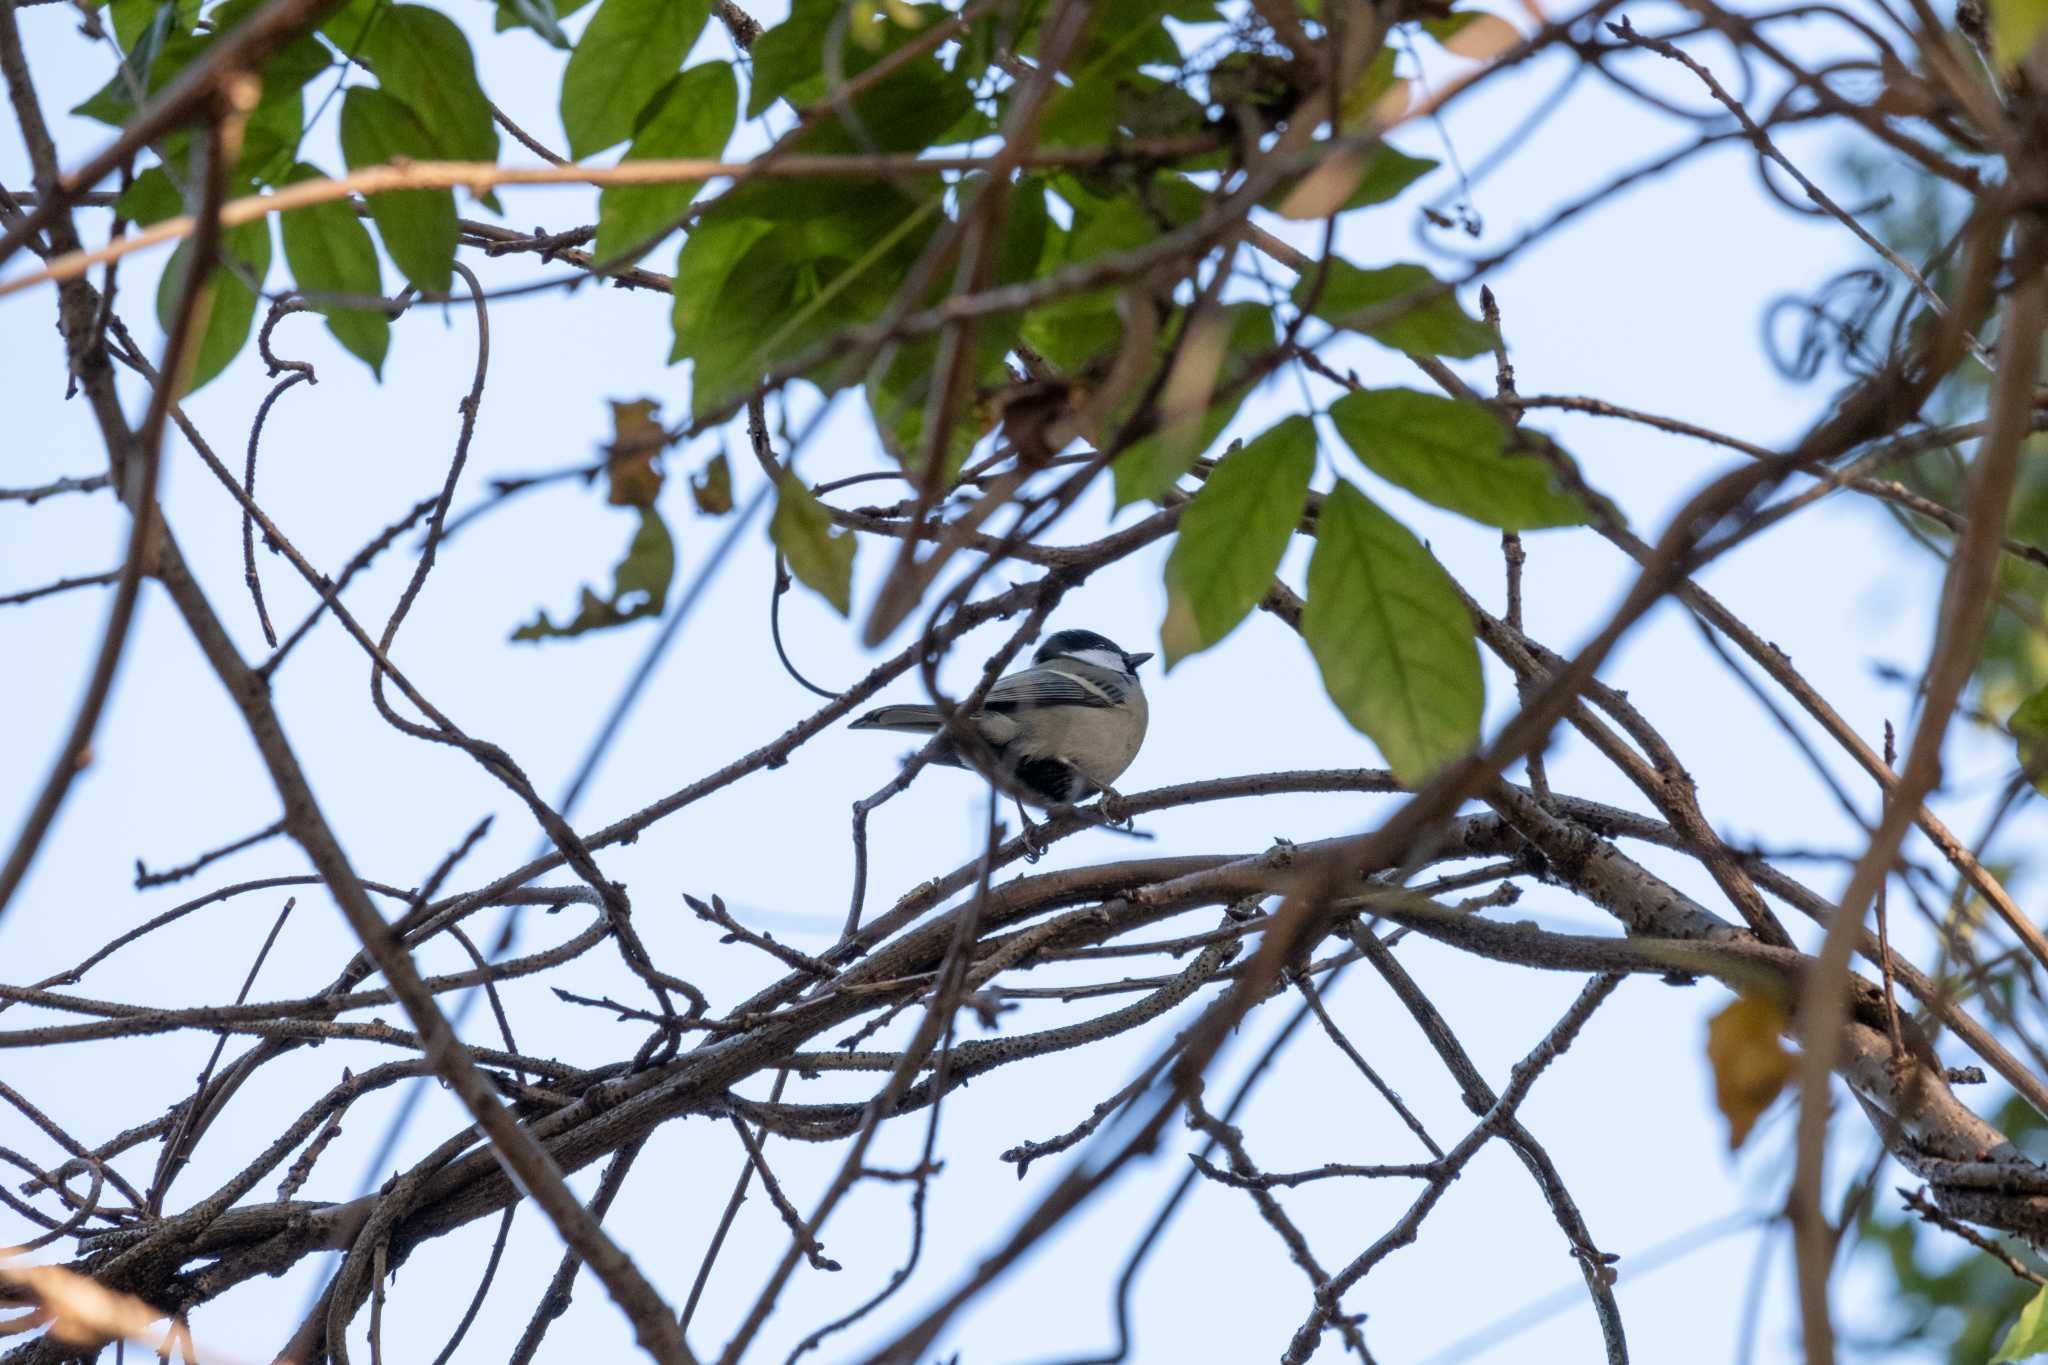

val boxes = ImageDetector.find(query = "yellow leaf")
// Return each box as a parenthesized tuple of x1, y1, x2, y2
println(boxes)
(849, 2, 883, 49)
(1706, 992, 1794, 1149)
(1988, 0, 2048, 68)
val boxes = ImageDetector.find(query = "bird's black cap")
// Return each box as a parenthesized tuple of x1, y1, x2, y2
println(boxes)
(1037, 629, 1152, 671)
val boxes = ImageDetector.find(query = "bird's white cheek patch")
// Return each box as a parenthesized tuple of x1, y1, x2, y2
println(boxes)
(1068, 648, 1129, 674)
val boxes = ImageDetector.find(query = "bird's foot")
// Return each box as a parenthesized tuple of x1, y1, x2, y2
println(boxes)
(1016, 801, 1050, 863)
(1096, 786, 1134, 830)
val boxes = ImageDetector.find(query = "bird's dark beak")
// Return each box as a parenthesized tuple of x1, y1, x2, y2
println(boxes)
(1125, 652, 1153, 669)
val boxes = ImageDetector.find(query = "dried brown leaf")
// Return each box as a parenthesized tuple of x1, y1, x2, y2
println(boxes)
(690, 451, 734, 515)
(604, 397, 667, 508)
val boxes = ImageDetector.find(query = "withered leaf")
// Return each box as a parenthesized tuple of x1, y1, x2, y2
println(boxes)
(1706, 992, 1794, 1150)
(691, 451, 734, 515)
(605, 397, 667, 508)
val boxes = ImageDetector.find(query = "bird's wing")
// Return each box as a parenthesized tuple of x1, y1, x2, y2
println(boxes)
(983, 664, 1127, 711)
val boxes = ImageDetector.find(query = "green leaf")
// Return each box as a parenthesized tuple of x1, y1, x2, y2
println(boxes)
(72, 3, 184, 126)
(759, 0, 967, 141)
(1294, 258, 1494, 358)
(680, 233, 812, 417)
(1160, 415, 1315, 667)
(1208, 49, 1299, 114)
(140, 81, 309, 189)
(747, 0, 833, 117)
(110, 0, 196, 51)
(788, 43, 973, 155)
(340, 86, 457, 293)
(1111, 302, 1274, 506)
(865, 180, 1044, 475)
(710, 169, 943, 243)
(993, 177, 1052, 285)
(318, 0, 389, 53)
(1040, 71, 1209, 150)
(1067, 196, 1155, 261)
(1066, 0, 1181, 77)
(495, 0, 593, 44)
(513, 506, 676, 641)
(1302, 480, 1481, 783)
(1338, 46, 1399, 131)
(278, 162, 389, 375)
(670, 185, 940, 418)
(669, 213, 777, 362)
(1266, 144, 1436, 213)
(354, 6, 499, 166)
(1993, 1286, 2048, 1362)
(212, 0, 333, 95)
(2011, 686, 2048, 794)
(1020, 287, 1120, 373)
(594, 62, 737, 266)
(1328, 388, 1589, 531)
(1037, 75, 1117, 151)
(493, 0, 579, 43)
(115, 2, 316, 181)
(1345, 145, 1437, 208)
(138, 28, 216, 89)
(117, 1, 319, 180)
(115, 165, 183, 225)
(865, 329, 1003, 477)
(242, 91, 313, 186)
(560, 0, 711, 159)
(155, 216, 271, 393)
(1420, 11, 1487, 41)
(321, 2, 494, 207)
(770, 474, 855, 615)
(73, 75, 137, 128)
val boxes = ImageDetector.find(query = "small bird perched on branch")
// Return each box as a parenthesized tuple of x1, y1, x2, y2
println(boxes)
(850, 628, 1152, 839)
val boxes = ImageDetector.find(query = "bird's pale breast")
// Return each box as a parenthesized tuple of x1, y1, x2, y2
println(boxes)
(1018, 680, 1147, 787)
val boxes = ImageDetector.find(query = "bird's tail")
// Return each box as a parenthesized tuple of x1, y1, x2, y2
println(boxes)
(849, 703, 944, 733)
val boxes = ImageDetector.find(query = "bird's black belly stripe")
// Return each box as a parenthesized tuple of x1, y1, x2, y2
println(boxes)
(1013, 754, 1095, 805)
